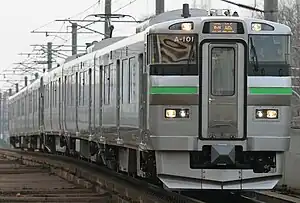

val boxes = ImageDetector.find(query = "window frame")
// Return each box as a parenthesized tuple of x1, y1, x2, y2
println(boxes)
(210, 46, 236, 97)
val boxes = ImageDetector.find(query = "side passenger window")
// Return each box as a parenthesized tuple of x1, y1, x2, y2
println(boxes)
(104, 65, 110, 105)
(129, 57, 136, 103)
(121, 59, 128, 104)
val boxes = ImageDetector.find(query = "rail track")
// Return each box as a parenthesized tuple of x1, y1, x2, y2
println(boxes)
(0, 151, 107, 202)
(243, 191, 300, 203)
(1, 148, 299, 203)
(0, 148, 204, 203)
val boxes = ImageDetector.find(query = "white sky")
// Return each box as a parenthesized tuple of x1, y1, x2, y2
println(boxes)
(0, 0, 262, 90)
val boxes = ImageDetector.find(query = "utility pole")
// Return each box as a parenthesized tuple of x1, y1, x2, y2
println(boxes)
(297, 0, 300, 37)
(0, 93, 2, 139)
(71, 23, 77, 55)
(156, 0, 164, 15)
(24, 76, 28, 87)
(264, 0, 278, 22)
(47, 42, 52, 71)
(252, 0, 257, 18)
(295, 0, 300, 93)
(2, 92, 5, 141)
(193, 0, 196, 8)
(104, 0, 112, 38)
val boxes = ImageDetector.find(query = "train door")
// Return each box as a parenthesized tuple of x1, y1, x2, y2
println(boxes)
(200, 41, 246, 140)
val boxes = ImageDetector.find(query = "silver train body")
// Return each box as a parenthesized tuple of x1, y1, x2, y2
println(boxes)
(8, 8, 292, 190)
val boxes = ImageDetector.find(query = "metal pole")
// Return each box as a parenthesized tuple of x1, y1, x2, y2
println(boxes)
(25, 76, 28, 87)
(2, 93, 6, 141)
(71, 23, 77, 55)
(296, 0, 300, 93)
(297, 0, 300, 37)
(47, 42, 52, 71)
(264, 0, 278, 22)
(0, 93, 2, 138)
(156, 0, 164, 15)
(15, 84, 19, 93)
(104, 0, 111, 38)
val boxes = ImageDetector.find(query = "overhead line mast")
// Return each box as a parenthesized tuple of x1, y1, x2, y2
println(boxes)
(221, 0, 278, 22)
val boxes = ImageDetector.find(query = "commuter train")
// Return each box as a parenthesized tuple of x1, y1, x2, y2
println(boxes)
(8, 5, 292, 190)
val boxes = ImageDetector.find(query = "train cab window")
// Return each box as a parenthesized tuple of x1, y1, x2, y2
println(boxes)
(147, 33, 198, 75)
(248, 34, 290, 76)
(211, 47, 235, 96)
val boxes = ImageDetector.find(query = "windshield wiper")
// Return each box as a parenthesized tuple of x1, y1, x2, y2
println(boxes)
(249, 37, 260, 73)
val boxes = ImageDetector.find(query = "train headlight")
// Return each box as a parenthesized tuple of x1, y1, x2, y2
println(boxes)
(256, 110, 264, 118)
(266, 110, 278, 119)
(165, 109, 176, 118)
(251, 23, 262, 31)
(181, 23, 193, 31)
(255, 109, 279, 119)
(179, 109, 188, 118)
(165, 109, 190, 119)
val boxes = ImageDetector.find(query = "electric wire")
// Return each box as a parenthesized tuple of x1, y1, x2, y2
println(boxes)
(1, 1, 101, 89)
(2, 0, 142, 90)
(113, 0, 138, 13)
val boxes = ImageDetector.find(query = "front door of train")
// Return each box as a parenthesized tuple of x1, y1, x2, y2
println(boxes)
(200, 41, 246, 140)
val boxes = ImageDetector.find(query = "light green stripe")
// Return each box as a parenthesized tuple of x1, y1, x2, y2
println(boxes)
(249, 87, 292, 95)
(150, 87, 292, 95)
(150, 86, 198, 94)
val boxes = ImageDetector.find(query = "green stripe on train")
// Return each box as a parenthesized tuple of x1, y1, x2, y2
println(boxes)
(150, 86, 292, 95)
(150, 86, 198, 94)
(249, 87, 292, 95)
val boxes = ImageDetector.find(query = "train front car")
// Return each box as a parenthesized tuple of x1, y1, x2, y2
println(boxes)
(146, 13, 292, 190)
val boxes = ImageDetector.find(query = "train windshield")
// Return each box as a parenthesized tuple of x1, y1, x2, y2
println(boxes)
(148, 33, 198, 75)
(248, 35, 290, 76)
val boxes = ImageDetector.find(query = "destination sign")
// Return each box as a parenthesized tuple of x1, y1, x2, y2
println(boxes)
(209, 22, 238, 33)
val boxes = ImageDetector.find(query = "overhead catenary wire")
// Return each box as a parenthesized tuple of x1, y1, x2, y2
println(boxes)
(47, 1, 103, 51)
(113, 0, 138, 13)
(2, 0, 144, 90)
(50, 1, 101, 44)
(1, 1, 102, 90)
